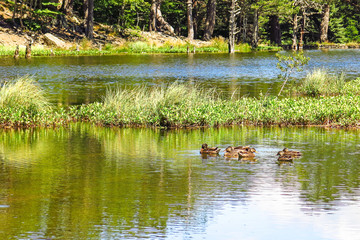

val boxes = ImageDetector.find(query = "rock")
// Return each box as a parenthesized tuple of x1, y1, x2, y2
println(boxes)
(43, 33, 66, 48)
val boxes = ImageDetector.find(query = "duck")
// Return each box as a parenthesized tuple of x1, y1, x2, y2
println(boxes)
(234, 145, 250, 150)
(277, 148, 301, 157)
(238, 148, 257, 158)
(200, 143, 221, 155)
(277, 155, 294, 161)
(224, 146, 239, 158)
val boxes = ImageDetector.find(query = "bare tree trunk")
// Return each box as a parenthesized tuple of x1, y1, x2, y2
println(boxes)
(252, 9, 259, 48)
(299, 11, 306, 50)
(203, 0, 216, 41)
(187, 0, 194, 39)
(61, 0, 74, 15)
(320, 4, 330, 42)
(12, 0, 17, 25)
(292, 14, 298, 50)
(229, 0, 236, 53)
(269, 15, 281, 45)
(84, 0, 94, 39)
(152, 0, 174, 34)
(149, 0, 157, 31)
(19, 0, 24, 28)
(193, 3, 198, 39)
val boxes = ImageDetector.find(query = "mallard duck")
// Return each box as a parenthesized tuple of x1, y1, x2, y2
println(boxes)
(238, 148, 257, 158)
(200, 143, 221, 155)
(277, 148, 301, 157)
(234, 145, 250, 150)
(277, 155, 294, 161)
(224, 146, 239, 158)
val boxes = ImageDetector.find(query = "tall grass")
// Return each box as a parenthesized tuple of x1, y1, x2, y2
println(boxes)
(101, 83, 219, 126)
(0, 76, 49, 111)
(3, 76, 360, 129)
(296, 69, 346, 96)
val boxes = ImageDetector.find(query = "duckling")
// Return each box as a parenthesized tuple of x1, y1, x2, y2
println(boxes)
(238, 148, 257, 158)
(200, 143, 221, 155)
(277, 148, 301, 157)
(224, 146, 239, 158)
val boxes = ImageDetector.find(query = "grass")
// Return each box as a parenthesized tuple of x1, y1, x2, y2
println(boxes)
(3, 74, 360, 128)
(294, 69, 360, 96)
(0, 38, 262, 57)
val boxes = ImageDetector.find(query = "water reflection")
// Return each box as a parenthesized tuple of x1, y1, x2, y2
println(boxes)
(2, 50, 360, 104)
(0, 125, 360, 239)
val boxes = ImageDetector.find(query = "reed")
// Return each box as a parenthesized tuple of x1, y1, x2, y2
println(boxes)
(296, 69, 346, 96)
(0, 76, 49, 111)
(3, 76, 360, 129)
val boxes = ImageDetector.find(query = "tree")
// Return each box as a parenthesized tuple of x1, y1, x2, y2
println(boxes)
(187, 0, 194, 39)
(203, 0, 216, 40)
(276, 51, 310, 96)
(61, 0, 74, 15)
(269, 15, 281, 45)
(149, 0, 175, 34)
(84, 0, 94, 39)
(229, 0, 241, 53)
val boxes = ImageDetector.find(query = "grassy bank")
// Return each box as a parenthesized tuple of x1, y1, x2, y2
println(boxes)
(2, 75, 360, 128)
(0, 37, 283, 57)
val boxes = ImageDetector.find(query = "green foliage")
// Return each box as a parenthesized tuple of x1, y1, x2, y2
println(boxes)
(276, 51, 310, 96)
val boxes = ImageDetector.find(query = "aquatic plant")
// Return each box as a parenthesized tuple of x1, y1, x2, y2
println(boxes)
(296, 69, 346, 96)
(2, 76, 360, 129)
(0, 76, 49, 111)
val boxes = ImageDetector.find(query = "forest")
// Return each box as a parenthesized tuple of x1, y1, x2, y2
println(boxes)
(4, 0, 360, 49)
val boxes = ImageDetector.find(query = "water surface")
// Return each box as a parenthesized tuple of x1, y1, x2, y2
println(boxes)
(1, 125, 360, 239)
(1, 49, 359, 104)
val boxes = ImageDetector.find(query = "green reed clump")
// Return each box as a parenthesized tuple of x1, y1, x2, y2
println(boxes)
(296, 69, 346, 96)
(0, 76, 70, 127)
(97, 83, 222, 126)
(0, 76, 49, 111)
(72, 90, 360, 128)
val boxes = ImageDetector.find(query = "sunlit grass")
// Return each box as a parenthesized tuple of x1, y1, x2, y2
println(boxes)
(0, 76, 49, 111)
(2, 76, 360, 128)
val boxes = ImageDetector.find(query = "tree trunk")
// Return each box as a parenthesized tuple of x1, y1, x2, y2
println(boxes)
(320, 4, 330, 42)
(12, 0, 17, 25)
(299, 11, 306, 50)
(269, 15, 281, 45)
(149, 0, 157, 31)
(193, 3, 198, 39)
(187, 0, 194, 39)
(252, 9, 259, 48)
(61, 0, 74, 15)
(203, 0, 216, 41)
(84, 0, 94, 39)
(292, 14, 298, 50)
(228, 0, 236, 53)
(151, 0, 174, 34)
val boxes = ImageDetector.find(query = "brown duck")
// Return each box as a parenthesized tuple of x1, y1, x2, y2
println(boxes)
(224, 146, 239, 158)
(200, 143, 221, 155)
(238, 148, 257, 158)
(277, 148, 301, 157)
(277, 155, 294, 161)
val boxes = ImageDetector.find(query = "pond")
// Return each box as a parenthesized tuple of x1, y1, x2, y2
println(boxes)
(1, 49, 360, 105)
(1, 125, 360, 239)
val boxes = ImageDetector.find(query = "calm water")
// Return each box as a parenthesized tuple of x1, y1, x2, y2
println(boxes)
(1, 125, 360, 239)
(1, 49, 360, 104)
